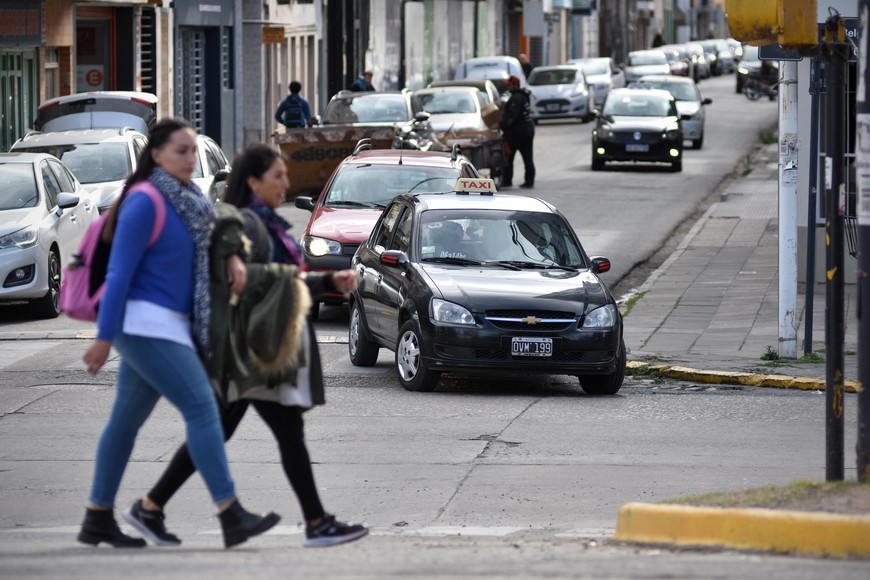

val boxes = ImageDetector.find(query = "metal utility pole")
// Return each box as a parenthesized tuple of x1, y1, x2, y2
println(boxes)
(856, 0, 870, 482)
(779, 60, 799, 359)
(821, 16, 848, 481)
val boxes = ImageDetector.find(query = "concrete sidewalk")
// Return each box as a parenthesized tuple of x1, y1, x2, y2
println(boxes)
(622, 142, 859, 389)
(616, 143, 870, 559)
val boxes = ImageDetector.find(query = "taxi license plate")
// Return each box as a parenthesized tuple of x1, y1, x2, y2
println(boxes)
(511, 337, 553, 357)
(546, 104, 561, 111)
(626, 143, 649, 152)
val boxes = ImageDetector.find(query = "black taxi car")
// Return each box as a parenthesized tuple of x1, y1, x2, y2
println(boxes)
(347, 178, 625, 394)
(591, 86, 683, 172)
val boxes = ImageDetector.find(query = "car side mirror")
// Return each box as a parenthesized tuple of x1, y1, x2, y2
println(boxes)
(56, 192, 80, 211)
(380, 249, 409, 269)
(309, 115, 321, 126)
(414, 111, 431, 123)
(590, 256, 611, 274)
(294, 196, 315, 212)
(702, 97, 712, 105)
(212, 168, 229, 184)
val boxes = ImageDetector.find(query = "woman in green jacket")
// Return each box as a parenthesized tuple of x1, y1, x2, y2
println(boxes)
(124, 143, 369, 548)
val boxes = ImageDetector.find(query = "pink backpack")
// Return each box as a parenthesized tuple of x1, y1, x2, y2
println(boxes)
(59, 182, 167, 322)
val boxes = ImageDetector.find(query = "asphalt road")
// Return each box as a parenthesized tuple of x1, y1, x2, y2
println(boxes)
(1, 75, 866, 578)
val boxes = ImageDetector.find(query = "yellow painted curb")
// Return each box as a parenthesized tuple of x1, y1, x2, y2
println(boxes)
(614, 502, 870, 558)
(626, 361, 860, 393)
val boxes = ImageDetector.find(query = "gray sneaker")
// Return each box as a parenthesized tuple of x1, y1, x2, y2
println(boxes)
(304, 514, 368, 547)
(123, 500, 181, 546)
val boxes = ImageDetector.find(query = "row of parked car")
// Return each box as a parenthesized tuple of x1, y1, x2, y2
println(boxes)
(0, 91, 232, 318)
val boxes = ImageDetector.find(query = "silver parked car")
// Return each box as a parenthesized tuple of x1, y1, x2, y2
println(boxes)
(0, 153, 97, 318)
(527, 65, 595, 123)
(567, 57, 626, 108)
(35, 91, 158, 134)
(623, 50, 671, 83)
(638, 75, 712, 149)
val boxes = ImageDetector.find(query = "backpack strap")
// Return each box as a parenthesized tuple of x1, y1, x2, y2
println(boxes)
(128, 181, 167, 246)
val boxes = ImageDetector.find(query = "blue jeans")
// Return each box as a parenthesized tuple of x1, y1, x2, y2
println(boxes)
(88, 333, 236, 507)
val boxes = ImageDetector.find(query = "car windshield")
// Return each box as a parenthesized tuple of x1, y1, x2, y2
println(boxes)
(418, 92, 477, 114)
(628, 52, 667, 66)
(528, 69, 579, 86)
(418, 210, 585, 268)
(15, 142, 132, 184)
(741, 45, 760, 63)
(603, 93, 673, 116)
(322, 95, 409, 124)
(642, 82, 699, 101)
(326, 165, 460, 207)
(578, 60, 609, 76)
(0, 164, 39, 210)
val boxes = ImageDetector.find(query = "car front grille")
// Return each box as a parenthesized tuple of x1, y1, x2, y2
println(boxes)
(484, 310, 577, 331)
(341, 243, 360, 256)
(472, 348, 585, 362)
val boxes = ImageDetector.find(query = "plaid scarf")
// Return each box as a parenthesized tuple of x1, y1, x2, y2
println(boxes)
(148, 167, 215, 353)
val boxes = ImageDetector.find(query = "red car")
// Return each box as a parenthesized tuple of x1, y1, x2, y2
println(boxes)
(294, 139, 480, 317)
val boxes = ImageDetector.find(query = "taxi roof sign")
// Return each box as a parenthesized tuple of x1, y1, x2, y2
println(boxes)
(454, 177, 497, 195)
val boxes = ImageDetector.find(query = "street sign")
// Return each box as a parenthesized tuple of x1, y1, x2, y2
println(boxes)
(262, 26, 285, 44)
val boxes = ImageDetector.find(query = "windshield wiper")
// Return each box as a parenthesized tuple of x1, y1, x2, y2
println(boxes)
(327, 200, 381, 208)
(481, 260, 521, 270)
(422, 256, 484, 266)
(488, 260, 577, 271)
(407, 177, 448, 193)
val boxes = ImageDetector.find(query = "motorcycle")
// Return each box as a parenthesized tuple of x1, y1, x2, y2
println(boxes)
(392, 112, 450, 151)
(743, 68, 778, 102)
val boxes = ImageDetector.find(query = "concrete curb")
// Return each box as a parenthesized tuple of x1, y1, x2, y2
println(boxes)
(626, 361, 861, 394)
(614, 502, 870, 558)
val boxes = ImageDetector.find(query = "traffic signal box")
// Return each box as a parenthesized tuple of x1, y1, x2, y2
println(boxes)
(725, 0, 818, 47)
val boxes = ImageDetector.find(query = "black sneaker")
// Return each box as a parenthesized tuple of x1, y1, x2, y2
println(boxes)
(304, 514, 369, 548)
(123, 500, 181, 546)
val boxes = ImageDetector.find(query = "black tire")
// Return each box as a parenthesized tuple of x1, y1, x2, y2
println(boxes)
(31, 250, 61, 319)
(578, 340, 625, 395)
(395, 320, 440, 392)
(489, 150, 505, 189)
(744, 82, 762, 101)
(692, 134, 704, 150)
(348, 302, 379, 366)
(308, 300, 320, 321)
(671, 158, 683, 172)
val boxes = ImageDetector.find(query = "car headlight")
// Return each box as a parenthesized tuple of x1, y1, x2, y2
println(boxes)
(663, 123, 681, 140)
(737, 67, 749, 75)
(431, 298, 475, 325)
(0, 225, 38, 250)
(301, 235, 342, 257)
(582, 304, 617, 329)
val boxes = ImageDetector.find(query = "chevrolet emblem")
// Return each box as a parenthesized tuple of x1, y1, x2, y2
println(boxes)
(521, 316, 542, 325)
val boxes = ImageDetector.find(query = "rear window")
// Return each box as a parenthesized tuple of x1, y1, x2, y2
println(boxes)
(417, 92, 477, 114)
(603, 93, 674, 117)
(35, 96, 157, 132)
(322, 95, 410, 124)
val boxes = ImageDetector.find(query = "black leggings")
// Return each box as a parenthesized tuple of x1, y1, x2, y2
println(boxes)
(148, 399, 325, 521)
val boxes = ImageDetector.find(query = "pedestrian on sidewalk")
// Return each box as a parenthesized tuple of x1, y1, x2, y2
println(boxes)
(77, 118, 280, 550)
(124, 143, 369, 549)
(499, 75, 535, 189)
(275, 81, 312, 129)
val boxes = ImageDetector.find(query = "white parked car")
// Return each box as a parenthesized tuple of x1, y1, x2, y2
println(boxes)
(0, 153, 97, 318)
(527, 65, 595, 123)
(35, 91, 158, 134)
(623, 50, 671, 83)
(454, 56, 528, 100)
(566, 57, 625, 108)
(11, 128, 148, 213)
(638, 75, 712, 149)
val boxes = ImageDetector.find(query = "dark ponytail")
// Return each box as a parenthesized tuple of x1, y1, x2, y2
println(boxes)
(102, 117, 193, 242)
(222, 143, 282, 209)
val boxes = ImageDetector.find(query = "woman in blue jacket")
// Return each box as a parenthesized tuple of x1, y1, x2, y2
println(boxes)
(78, 118, 280, 549)
(124, 143, 369, 548)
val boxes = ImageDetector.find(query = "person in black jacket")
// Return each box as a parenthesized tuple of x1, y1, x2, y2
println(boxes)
(123, 144, 369, 549)
(499, 75, 535, 189)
